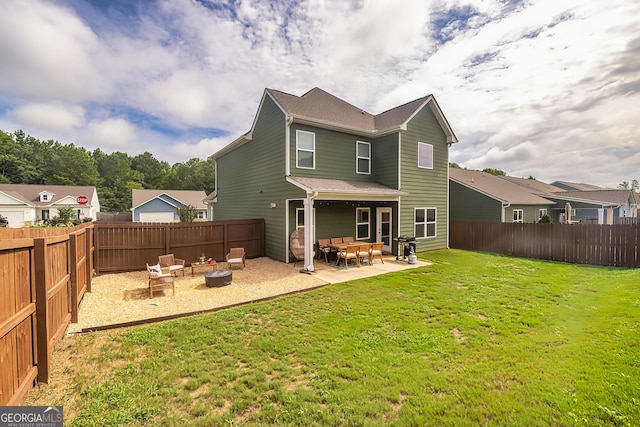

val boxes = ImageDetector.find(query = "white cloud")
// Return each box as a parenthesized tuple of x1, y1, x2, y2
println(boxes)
(83, 118, 138, 150)
(0, 0, 105, 101)
(7, 103, 85, 133)
(0, 0, 638, 188)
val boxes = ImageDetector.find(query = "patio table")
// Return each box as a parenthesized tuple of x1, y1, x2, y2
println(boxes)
(190, 261, 217, 276)
(328, 242, 372, 266)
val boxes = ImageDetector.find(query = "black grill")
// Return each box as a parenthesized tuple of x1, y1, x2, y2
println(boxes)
(394, 236, 417, 260)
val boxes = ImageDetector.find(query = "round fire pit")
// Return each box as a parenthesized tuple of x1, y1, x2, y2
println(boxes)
(205, 270, 232, 287)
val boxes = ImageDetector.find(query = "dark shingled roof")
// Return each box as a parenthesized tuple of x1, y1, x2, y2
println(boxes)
(449, 169, 555, 205)
(267, 87, 448, 135)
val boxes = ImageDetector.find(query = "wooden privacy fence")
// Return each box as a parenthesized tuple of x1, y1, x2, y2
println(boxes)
(450, 220, 640, 268)
(1, 218, 262, 405)
(0, 223, 94, 405)
(94, 219, 265, 273)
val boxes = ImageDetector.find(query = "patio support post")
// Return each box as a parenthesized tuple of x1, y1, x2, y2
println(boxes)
(303, 194, 316, 272)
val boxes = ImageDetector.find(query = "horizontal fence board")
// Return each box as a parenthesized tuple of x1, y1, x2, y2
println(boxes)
(450, 221, 640, 268)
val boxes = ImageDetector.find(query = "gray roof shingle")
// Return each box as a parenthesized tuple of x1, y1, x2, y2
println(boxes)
(449, 169, 555, 205)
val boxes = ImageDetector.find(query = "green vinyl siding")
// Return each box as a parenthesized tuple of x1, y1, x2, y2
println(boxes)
(290, 124, 374, 181)
(313, 203, 358, 240)
(372, 133, 399, 189)
(215, 95, 304, 261)
(507, 205, 549, 223)
(399, 106, 450, 252)
(290, 125, 400, 188)
(449, 180, 503, 222)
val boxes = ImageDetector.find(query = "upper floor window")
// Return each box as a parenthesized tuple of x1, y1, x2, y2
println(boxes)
(40, 194, 49, 202)
(513, 209, 523, 223)
(356, 141, 371, 174)
(356, 208, 370, 240)
(415, 208, 436, 238)
(418, 142, 433, 169)
(296, 130, 315, 169)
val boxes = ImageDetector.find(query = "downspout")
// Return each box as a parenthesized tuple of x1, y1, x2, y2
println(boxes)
(502, 203, 510, 222)
(303, 191, 318, 271)
(285, 115, 293, 177)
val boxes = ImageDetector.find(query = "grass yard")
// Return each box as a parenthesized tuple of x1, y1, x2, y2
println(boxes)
(25, 249, 640, 426)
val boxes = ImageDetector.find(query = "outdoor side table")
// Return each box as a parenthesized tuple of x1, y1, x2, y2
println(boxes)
(191, 261, 217, 276)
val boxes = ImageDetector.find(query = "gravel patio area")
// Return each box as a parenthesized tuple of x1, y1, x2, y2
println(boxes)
(68, 257, 327, 334)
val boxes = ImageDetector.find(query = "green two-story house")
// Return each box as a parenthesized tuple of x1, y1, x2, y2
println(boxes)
(209, 87, 458, 271)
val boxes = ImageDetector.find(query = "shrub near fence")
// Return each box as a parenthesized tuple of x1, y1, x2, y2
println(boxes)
(0, 223, 94, 405)
(450, 220, 640, 268)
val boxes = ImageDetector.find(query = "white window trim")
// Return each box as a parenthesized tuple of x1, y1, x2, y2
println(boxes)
(513, 209, 524, 223)
(538, 209, 547, 219)
(296, 130, 315, 170)
(356, 140, 371, 175)
(356, 207, 370, 240)
(414, 207, 437, 238)
(296, 208, 304, 229)
(418, 142, 433, 169)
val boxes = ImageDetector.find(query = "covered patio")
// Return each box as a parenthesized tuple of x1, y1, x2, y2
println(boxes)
(286, 176, 407, 272)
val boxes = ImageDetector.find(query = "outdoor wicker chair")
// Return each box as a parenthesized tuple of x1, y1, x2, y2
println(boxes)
(158, 253, 185, 277)
(226, 247, 246, 269)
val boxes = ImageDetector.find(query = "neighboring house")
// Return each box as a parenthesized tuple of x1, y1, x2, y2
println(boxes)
(209, 87, 458, 270)
(0, 184, 99, 228)
(449, 169, 555, 223)
(131, 189, 208, 222)
(451, 172, 636, 224)
(545, 190, 637, 223)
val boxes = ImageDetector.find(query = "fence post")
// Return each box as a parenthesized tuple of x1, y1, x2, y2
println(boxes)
(165, 224, 171, 255)
(69, 234, 79, 323)
(85, 226, 92, 292)
(33, 238, 50, 384)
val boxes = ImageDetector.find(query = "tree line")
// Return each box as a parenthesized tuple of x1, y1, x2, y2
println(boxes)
(0, 129, 215, 212)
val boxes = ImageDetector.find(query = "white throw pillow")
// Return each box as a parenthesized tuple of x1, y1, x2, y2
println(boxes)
(149, 264, 161, 275)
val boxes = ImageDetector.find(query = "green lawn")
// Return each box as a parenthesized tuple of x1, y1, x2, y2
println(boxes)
(32, 250, 640, 426)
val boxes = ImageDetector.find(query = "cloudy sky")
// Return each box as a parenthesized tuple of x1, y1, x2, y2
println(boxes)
(1, 0, 638, 188)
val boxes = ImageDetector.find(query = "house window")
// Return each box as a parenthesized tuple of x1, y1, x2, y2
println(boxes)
(356, 141, 371, 174)
(296, 130, 315, 169)
(356, 208, 370, 240)
(513, 209, 523, 223)
(197, 211, 206, 220)
(296, 208, 304, 228)
(41, 194, 49, 202)
(538, 209, 547, 220)
(415, 208, 436, 238)
(41, 210, 49, 221)
(418, 142, 433, 169)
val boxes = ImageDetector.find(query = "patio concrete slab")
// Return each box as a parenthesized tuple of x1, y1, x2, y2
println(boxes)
(306, 255, 430, 284)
